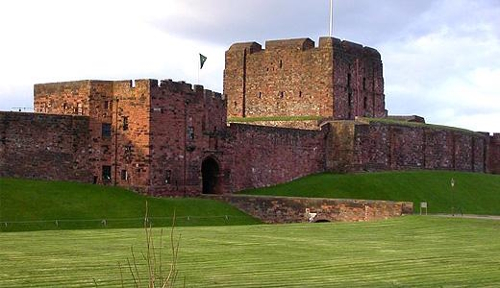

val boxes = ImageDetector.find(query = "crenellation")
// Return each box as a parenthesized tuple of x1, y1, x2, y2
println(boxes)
(265, 38, 315, 51)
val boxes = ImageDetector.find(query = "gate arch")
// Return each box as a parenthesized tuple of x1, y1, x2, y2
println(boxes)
(201, 156, 220, 194)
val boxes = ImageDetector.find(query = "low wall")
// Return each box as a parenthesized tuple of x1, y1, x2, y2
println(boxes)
(207, 194, 413, 223)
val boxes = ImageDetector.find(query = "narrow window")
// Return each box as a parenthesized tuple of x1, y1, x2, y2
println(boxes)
(363, 78, 367, 90)
(279, 91, 284, 99)
(122, 116, 129, 131)
(299, 91, 302, 98)
(102, 123, 112, 138)
(258, 92, 262, 99)
(347, 73, 352, 88)
(102, 165, 112, 182)
(77, 103, 83, 115)
(63, 103, 68, 110)
(165, 170, 172, 184)
(279, 60, 283, 69)
(121, 170, 128, 181)
(187, 126, 195, 140)
(104, 101, 109, 110)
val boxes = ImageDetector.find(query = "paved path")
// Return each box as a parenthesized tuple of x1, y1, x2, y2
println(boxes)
(428, 214, 500, 221)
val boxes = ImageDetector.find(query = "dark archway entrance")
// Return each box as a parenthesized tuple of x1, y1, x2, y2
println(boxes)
(202, 157, 220, 194)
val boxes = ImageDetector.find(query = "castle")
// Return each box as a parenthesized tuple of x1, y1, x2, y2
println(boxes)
(1, 37, 500, 196)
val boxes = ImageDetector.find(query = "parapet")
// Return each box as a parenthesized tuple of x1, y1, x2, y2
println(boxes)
(265, 38, 315, 51)
(228, 37, 381, 58)
(157, 79, 223, 100)
(318, 37, 342, 48)
(227, 42, 262, 54)
(34, 80, 92, 95)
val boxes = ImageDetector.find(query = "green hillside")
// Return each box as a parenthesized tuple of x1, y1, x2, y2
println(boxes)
(0, 178, 260, 232)
(241, 171, 500, 215)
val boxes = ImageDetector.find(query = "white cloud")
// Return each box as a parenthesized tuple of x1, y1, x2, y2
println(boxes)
(382, 0, 500, 132)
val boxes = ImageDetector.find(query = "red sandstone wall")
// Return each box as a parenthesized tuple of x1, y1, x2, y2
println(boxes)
(488, 133, 500, 174)
(222, 124, 326, 192)
(111, 80, 152, 190)
(327, 121, 487, 173)
(148, 80, 227, 196)
(209, 195, 413, 224)
(224, 37, 385, 121)
(333, 41, 385, 119)
(0, 112, 92, 182)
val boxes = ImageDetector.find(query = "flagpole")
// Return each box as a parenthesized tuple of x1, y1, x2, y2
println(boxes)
(329, 0, 333, 37)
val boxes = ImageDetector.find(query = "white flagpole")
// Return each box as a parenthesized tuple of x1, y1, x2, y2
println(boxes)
(329, 0, 333, 37)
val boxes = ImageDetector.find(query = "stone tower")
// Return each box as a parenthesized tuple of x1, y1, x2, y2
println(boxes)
(224, 37, 387, 120)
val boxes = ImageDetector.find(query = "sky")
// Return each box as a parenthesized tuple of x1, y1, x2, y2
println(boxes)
(1, 0, 499, 132)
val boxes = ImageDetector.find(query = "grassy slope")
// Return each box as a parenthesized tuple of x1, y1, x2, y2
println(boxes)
(241, 171, 500, 215)
(0, 178, 259, 231)
(1, 217, 499, 287)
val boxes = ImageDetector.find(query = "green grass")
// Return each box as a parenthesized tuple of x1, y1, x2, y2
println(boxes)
(0, 178, 260, 232)
(360, 117, 480, 136)
(228, 115, 323, 122)
(1, 216, 499, 287)
(241, 171, 500, 215)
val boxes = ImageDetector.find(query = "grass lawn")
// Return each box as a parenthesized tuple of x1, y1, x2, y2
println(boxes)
(1, 216, 499, 287)
(241, 171, 500, 215)
(0, 178, 260, 232)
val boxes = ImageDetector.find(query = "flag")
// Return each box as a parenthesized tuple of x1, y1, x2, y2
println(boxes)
(199, 53, 207, 69)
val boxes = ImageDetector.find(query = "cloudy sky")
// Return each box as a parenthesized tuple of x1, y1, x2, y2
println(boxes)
(1, 0, 499, 132)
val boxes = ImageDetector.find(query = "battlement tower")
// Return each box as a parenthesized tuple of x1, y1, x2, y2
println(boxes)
(224, 37, 386, 120)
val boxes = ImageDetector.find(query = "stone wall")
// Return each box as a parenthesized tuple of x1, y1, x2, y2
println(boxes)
(148, 80, 226, 196)
(221, 124, 326, 192)
(228, 119, 321, 130)
(224, 37, 386, 121)
(489, 133, 500, 174)
(208, 194, 413, 223)
(327, 120, 488, 173)
(0, 112, 92, 182)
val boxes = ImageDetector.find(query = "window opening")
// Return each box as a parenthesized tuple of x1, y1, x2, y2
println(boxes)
(102, 123, 112, 138)
(102, 166, 112, 182)
(165, 170, 172, 184)
(122, 116, 129, 131)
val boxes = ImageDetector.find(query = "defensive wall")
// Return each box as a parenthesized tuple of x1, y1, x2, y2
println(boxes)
(207, 194, 413, 223)
(224, 37, 386, 121)
(489, 133, 500, 174)
(220, 124, 326, 193)
(326, 119, 490, 173)
(0, 112, 92, 182)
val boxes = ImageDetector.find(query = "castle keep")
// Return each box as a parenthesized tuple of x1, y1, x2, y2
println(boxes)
(1, 37, 500, 196)
(224, 37, 386, 120)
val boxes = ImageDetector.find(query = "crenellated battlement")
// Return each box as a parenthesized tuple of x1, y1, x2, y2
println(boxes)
(227, 37, 381, 59)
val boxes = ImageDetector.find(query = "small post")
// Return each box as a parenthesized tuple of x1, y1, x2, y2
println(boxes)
(451, 178, 455, 216)
(420, 202, 428, 216)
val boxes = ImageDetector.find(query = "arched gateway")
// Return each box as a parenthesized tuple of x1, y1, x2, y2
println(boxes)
(201, 157, 220, 194)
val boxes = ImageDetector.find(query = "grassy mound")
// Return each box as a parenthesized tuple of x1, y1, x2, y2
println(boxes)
(0, 178, 260, 232)
(241, 171, 500, 215)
